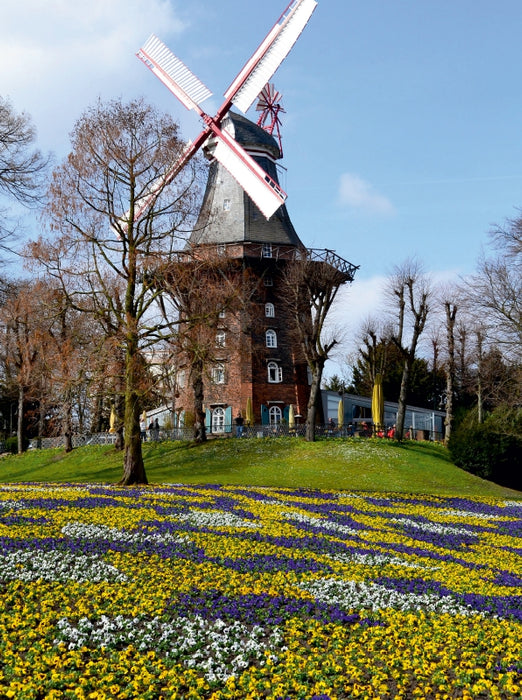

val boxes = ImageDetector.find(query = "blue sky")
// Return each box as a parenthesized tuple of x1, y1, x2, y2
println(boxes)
(2, 0, 522, 369)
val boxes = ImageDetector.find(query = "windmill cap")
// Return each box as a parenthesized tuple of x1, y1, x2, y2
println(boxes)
(222, 110, 281, 160)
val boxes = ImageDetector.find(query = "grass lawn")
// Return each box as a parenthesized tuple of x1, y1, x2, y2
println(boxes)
(1, 436, 520, 498)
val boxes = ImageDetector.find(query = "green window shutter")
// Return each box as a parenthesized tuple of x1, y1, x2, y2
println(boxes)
(283, 405, 290, 421)
(261, 404, 269, 425)
(225, 406, 233, 432)
(205, 409, 211, 430)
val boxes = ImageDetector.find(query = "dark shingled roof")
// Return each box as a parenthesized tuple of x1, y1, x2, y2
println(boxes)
(190, 111, 304, 248)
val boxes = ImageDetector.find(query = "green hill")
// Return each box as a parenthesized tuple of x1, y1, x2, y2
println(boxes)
(1, 436, 520, 498)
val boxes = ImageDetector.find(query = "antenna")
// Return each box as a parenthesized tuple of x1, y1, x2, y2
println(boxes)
(116, 0, 317, 233)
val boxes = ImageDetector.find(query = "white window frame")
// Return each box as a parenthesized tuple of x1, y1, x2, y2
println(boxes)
(265, 329, 277, 348)
(262, 243, 273, 258)
(269, 405, 282, 424)
(211, 363, 226, 384)
(265, 302, 275, 317)
(216, 330, 226, 347)
(267, 361, 282, 383)
(264, 277, 273, 287)
(212, 407, 226, 433)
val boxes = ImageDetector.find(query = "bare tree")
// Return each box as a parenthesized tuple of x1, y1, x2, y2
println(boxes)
(434, 285, 460, 445)
(358, 317, 393, 386)
(386, 259, 431, 441)
(465, 215, 522, 362)
(282, 251, 357, 441)
(0, 96, 49, 259)
(29, 97, 204, 484)
(160, 250, 247, 442)
(0, 280, 46, 452)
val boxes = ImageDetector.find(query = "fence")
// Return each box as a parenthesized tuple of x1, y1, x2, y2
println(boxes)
(28, 422, 440, 451)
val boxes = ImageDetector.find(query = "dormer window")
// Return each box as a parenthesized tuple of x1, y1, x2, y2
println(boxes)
(262, 243, 272, 258)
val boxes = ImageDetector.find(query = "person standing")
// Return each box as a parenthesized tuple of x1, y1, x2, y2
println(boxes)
(235, 412, 244, 437)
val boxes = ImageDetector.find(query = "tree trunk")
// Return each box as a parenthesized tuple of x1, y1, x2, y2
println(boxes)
(64, 430, 73, 453)
(119, 336, 147, 485)
(444, 303, 457, 446)
(63, 394, 73, 453)
(192, 359, 207, 443)
(444, 370, 454, 446)
(395, 357, 411, 441)
(17, 385, 24, 454)
(305, 361, 324, 442)
(476, 329, 484, 424)
(120, 392, 147, 485)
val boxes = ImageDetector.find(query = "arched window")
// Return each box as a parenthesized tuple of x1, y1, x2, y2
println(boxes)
(265, 329, 277, 348)
(267, 361, 282, 383)
(212, 407, 225, 433)
(265, 302, 275, 317)
(269, 405, 282, 424)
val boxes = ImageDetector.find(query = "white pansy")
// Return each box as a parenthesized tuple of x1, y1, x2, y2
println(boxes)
(330, 551, 438, 571)
(172, 510, 260, 529)
(0, 500, 25, 510)
(388, 517, 474, 537)
(55, 614, 283, 681)
(298, 578, 481, 617)
(0, 550, 127, 583)
(439, 509, 504, 520)
(284, 511, 360, 536)
(61, 521, 188, 545)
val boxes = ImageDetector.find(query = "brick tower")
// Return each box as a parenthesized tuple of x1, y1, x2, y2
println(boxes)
(175, 110, 311, 435)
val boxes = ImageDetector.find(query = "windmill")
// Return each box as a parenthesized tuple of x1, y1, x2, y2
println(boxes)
(117, 0, 317, 232)
(256, 83, 286, 156)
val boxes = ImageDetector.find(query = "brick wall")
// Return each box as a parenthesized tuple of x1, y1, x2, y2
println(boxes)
(175, 248, 311, 426)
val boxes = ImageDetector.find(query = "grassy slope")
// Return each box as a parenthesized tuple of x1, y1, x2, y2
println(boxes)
(1, 436, 520, 498)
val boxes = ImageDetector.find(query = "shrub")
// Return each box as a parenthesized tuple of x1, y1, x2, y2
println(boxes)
(449, 420, 522, 489)
(5, 437, 19, 454)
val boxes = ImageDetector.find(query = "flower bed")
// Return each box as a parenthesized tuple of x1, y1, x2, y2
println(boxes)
(0, 483, 521, 699)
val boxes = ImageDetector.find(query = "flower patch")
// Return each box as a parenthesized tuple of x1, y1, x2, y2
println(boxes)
(0, 483, 520, 698)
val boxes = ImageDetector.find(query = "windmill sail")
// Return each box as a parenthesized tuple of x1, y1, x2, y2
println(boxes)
(114, 138, 202, 234)
(225, 0, 317, 114)
(137, 35, 212, 112)
(206, 126, 287, 219)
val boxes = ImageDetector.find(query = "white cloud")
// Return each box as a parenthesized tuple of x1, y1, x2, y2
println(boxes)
(338, 173, 395, 216)
(1, 0, 187, 155)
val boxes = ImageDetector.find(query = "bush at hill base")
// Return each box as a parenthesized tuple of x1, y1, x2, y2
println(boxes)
(449, 408, 522, 490)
